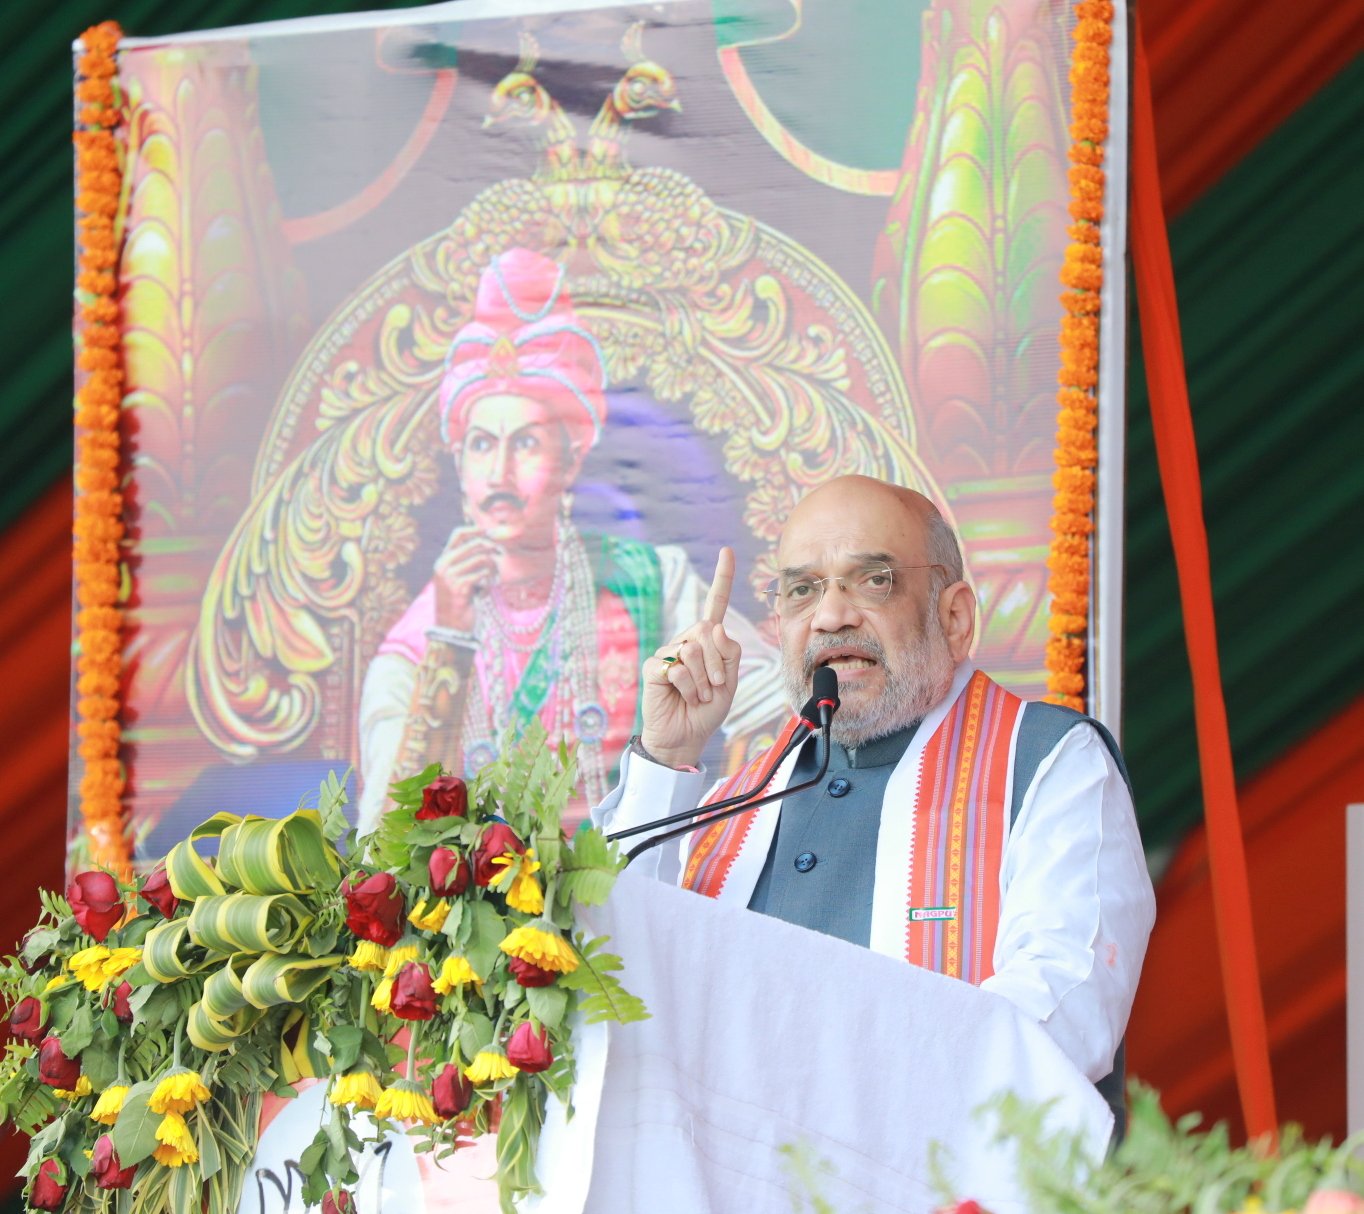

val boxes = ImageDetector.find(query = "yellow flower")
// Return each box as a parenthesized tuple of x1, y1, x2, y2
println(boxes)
(90, 1084, 129, 1125)
(68, 945, 113, 991)
(55, 1075, 94, 1100)
(432, 955, 480, 994)
(347, 941, 389, 972)
(374, 1083, 440, 1125)
(499, 923, 578, 973)
(408, 899, 451, 933)
(329, 1071, 383, 1110)
(371, 976, 394, 1012)
(382, 944, 420, 977)
(101, 947, 141, 981)
(464, 1049, 519, 1084)
(506, 870, 544, 915)
(489, 848, 540, 890)
(153, 1111, 199, 1167)
(149, 1069, 212, 1115)
(43, 975, 71, 994)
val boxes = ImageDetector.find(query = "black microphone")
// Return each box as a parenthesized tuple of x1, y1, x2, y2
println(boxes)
(606, 687, 824, 845)
(622, 669, 841, 864)
(813, 664, 840, 727)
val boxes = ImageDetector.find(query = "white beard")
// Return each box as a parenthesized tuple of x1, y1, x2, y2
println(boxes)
(781, 614, 957, 748)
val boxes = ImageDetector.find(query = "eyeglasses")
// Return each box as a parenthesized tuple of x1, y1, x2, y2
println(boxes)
(763, 565, 947, 619)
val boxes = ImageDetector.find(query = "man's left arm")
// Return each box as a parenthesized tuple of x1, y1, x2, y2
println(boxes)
(979, 723, 1157, 1082)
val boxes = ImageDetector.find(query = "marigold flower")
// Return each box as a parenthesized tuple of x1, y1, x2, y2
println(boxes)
(374, 1082, 441, 1125)
(382, 943, 420, 977)
(346, 940, 389, 972)
(329, 1071, 384, 1110)
(432, 955, 480, 994)
(69, 944, 113, 990)
(101, 947, 141, 981)
(505, 870, 544, 914)
(54, 1076, 94, 1100)
(90, 1084, 129, 1125)
(500, 924, 578, 974)
(371, 977, 394, 1013)
(152, 1112, 199, 1167)
(407, 898, 451, 933)
(464, 1048, 519, 1084)
(149, 1069, 211, 1115)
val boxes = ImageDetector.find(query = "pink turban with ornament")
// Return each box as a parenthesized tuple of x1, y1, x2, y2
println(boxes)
(438, 249, 608, 448)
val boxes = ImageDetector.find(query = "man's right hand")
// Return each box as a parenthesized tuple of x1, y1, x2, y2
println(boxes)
(638, 547, 743, 769)
(432, 527, 500, 632)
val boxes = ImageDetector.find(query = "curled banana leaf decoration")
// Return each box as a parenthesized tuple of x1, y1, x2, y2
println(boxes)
(151, 810, 345, 1054)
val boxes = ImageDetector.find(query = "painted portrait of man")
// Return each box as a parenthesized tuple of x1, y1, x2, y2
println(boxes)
(357, 248, 783, 829)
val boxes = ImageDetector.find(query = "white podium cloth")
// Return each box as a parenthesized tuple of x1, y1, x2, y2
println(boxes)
(534, 870, 1111, 1214)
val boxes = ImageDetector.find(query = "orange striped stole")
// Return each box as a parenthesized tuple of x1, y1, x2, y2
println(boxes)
(681, 717, 802, 899)
(901, 669, 1024, 984)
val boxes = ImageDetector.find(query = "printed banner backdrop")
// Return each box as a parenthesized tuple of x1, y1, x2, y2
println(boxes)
(74, 0, 1129, 859)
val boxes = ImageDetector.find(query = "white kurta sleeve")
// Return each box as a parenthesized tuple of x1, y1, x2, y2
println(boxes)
(979, 723, 1156, 1082)
(592, 747, 710, 885)
(355, 651, 418, 836)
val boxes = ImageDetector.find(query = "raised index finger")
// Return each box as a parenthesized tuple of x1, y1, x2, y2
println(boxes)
(703, 546, 735, 625)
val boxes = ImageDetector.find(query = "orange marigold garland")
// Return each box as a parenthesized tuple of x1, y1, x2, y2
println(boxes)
(73, 21, 130, 874)
(1045, 0, 1114, 712)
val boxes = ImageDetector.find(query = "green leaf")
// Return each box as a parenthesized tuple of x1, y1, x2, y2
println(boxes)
(459, 1012, 493, 1061)
(196, 1108, 223, 1180)
(60, 1000, 96, 1056)
(462, 899, 508, 982)
(558, 826, 624, 908)
(110, 1081, 161, 1167)
(559, 940, 649, 1025)
(167, 1158, 202, 1210)
(327, 1025, 364, 1074)
(316, 768, 354, 844)
(525, 984, 568, 1031)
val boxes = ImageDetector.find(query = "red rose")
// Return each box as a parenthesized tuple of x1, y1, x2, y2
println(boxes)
(91, 1134, 137, 1190)
(139, 866, 179, 919)
(506, 1022, 553, 1074)
(936, 1203, 987, 1214)
(417, 775, 468, 821)
(37, 1036, 81, 1089)
(428, 847, 470, 898)
(388, 962, 437, 1021)
(67, 871, 123, 942)
(321, 1191, 354, 1214)
(432, 1063, 473, 1119)
(508, 956, 557, 988)
(9, 996, 46, 1042)
(110, 981, 133, 1023)
(30, 1159, 66, 1212)
(472, 823, 524, 887)
(342, 872, 406, 947)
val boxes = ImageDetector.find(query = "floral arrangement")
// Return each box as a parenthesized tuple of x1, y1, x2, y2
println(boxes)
(72, 20, 129, 874)
(935, 1085, 1364, 1214)
(0, 725, 645, 1214)
(1045, 0, 1114, 712)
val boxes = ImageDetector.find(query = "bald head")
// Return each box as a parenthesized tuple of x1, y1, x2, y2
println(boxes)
(779, 476, 963, 591)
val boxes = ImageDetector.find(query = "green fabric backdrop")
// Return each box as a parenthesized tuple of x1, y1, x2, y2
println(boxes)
(0, 1, 1358, 854)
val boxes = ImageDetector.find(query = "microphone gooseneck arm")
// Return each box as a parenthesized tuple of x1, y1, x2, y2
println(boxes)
(605, 691, 823, 845)
(623, 723, 835, 865)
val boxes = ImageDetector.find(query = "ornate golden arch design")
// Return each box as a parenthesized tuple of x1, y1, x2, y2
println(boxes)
(187, 50, 946, 760)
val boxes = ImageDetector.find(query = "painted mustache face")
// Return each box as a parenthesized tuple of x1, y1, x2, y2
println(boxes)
(478, 492, 527, 514)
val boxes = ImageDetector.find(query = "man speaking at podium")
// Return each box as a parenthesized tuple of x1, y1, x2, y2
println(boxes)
(594, 474, 1156, 1128)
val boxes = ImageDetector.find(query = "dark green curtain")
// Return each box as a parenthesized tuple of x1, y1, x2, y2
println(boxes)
(1122, 54, 1364, 851)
